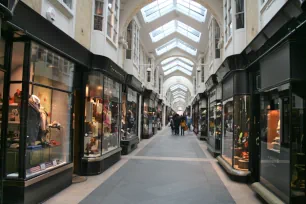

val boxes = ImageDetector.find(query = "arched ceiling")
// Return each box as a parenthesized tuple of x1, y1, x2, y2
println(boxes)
(120, 0, 223, 110)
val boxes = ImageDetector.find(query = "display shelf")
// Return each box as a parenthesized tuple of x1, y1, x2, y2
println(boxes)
(8, 103, 19, 106)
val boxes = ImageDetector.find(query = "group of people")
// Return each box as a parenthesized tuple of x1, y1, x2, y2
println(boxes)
(169, 114, 192, 136)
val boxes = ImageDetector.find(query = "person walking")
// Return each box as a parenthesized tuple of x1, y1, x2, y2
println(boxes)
(170, 116, 175, 135)
(186, 114, 192, 131)
(174, 114, 181, 135)
(180, 115, 187, 136)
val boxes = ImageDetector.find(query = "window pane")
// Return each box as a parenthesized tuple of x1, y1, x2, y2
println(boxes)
(125, 88, 138, 139)
(84, 72, 103, 158)
(103, 77, 120, 154)
(11, 42, 24, 81)
(222, 99, 233, 166)
(233, 96, 250, 170)
(63, 0, 72, 9)
(6, 83, 22, 178)
(31, 43, 74, 91)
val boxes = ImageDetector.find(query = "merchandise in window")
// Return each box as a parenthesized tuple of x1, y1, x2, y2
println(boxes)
(84, 72, 103, 158)
(6, 42, 75, 178)
(94, 0, 104, 31)
(208, 105, 215, 146)
(0, 38, 6, 160)
(233, 96, 250, 170)
(222, 99, 233, 166)
(215, 103, 222, 150)
(235, 0, 244, 29)
(200, 108, 208, 136)
(260, 86, 290, 200)
(122, 88, 138, 140)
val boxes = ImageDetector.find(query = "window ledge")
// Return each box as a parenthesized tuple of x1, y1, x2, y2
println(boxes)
(49, 0, 74, 19)
(225, 36, 232, 49)
(106, 35, 118, 49)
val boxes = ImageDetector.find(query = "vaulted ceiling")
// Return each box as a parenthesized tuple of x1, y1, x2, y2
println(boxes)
(122, 0, 220, 112)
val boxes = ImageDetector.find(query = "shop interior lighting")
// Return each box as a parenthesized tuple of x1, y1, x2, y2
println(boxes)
(149, 20, 201, 42)
(141, 0, 207, 23)
(156, 38, 197, 56)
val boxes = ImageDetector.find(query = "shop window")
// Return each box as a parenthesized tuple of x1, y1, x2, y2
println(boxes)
(222, 99, 233, 166)
(126, 21, 132, 59)
(84, 72, 103, 158)
(260, 87, 290, 201)
(6, 42, 75, 178)
(235, 0, 245, 29)
(103, 76, 120, 154)
(122, 88, 138, 139)
(107, 0, 119, 44)
(233, 96, 250, 170)
(94, 0, 104, 31)
(291, 91, 305, 198)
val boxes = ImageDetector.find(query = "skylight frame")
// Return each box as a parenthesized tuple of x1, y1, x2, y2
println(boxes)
(162, 60, 193, 71)
(173, 94, 186, 99)
(170, 84, 188, 91)
(156, 38, 197, 56)
(149, 20, 201, 43)
(141, 0, 207, 23)
(173, 91, 186, 96)
(161, 57, 194, 66)
(164, 66, 192, 76)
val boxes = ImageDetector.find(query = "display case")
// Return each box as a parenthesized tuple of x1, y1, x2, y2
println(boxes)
(200, 108, 208, 139)
(2, 41, 75, 204)
(121, 87, 139, 154)
(80, 55, 124, 176)
(142, 89, 156, 139)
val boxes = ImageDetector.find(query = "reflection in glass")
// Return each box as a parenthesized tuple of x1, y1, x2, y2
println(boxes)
(222, 99, 233, 166)
(84, 72, 103, 158)
(260, 87, 290, 202)
(102, 77, 119, 154)
(233, 96, 250, 170)
(215, 103, 222, 151)
(125, 88, 137, 139)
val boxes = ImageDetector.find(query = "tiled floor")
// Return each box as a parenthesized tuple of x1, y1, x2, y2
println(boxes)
(45, 128, 263, 204)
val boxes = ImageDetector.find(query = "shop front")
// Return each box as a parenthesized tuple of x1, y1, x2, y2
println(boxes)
(78, 55, 125, 176)
(199, 92, 208, 140)
(206, 74, 222, 157)
(0, 2, 91, 203)
(192, 96, 199, 135)
(248, 38, 306, 203)
(157, 99, 163, 130)
(216, 69, 251, 179)
(142, 89, 157, 139)
(121, 74, 143, 155)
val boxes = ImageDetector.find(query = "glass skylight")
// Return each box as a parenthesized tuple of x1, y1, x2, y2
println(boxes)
(149, 20, 201, 42)
(141, 0, 207, 23)
(172, 98, 186, 103)
(156, 38, 197, 56)
(162, 60, 193, 71)
(173, 91, 186, 96)
(170, 84, 188, 91)
(161, 57, 194, 66)
(173, 94, 186, 99)
(164, 66, 192, 75)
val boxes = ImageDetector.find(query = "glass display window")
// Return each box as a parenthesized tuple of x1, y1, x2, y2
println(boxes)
(6, 41, 75, 179)
(215, 102, 222, 150)
(200, 108, 208, 136)
(143, 98, 149, 135)
(233, 96, 250, 170)
(102, 76, 120, 154)
(84, 72, 103, 158)
(260, 85, 290, 202)
(208, 104, 215, 147)
(126, 88, 137, 139)
(222, 98, 233, 165)
(291, 85, 305, 201)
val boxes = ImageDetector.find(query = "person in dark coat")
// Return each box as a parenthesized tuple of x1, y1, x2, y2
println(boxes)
(174, 114, 181, 135)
